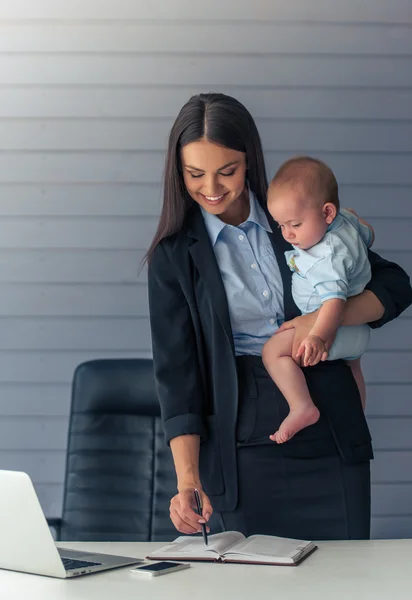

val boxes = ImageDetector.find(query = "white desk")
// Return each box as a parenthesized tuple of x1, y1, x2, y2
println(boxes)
(0, 539, 411, 599)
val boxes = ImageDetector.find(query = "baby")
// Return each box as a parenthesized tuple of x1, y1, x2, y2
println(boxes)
(262, 156, 374, 444)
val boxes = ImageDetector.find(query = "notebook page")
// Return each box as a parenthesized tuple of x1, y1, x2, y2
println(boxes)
(149, 531, 245, 558)
(223, 535, 310, 560)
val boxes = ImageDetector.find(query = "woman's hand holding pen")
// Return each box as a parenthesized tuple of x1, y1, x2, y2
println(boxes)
(169, 487, 212, 535)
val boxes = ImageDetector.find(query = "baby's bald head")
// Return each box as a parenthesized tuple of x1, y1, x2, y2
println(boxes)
(268, 156, 339, 211)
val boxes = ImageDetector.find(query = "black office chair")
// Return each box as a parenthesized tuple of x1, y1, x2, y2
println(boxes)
(48, 359, 177, 541)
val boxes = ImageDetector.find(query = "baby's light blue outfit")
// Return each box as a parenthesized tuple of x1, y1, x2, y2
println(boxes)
(285, 209, 372, 360)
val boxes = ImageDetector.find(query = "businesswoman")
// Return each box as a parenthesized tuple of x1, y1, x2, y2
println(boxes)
(147, 93, 412, 540)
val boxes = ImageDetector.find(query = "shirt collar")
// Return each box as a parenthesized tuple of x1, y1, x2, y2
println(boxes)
(201, 191, 272, 247)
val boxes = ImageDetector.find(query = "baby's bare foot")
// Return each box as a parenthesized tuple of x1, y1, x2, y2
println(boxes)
(269, 405, 320, 444)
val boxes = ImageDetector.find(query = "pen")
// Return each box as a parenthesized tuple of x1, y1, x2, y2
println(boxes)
(193, 488, 208, 546)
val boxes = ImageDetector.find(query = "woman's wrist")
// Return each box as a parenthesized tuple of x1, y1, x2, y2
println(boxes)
(170, 434, 201, 493)
(177, 480, 202, 493)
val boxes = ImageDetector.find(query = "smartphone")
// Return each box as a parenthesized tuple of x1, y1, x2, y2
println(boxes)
(130, 561, 190, 577)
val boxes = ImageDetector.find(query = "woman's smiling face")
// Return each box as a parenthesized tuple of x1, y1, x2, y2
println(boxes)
(181, 138, 249, 225)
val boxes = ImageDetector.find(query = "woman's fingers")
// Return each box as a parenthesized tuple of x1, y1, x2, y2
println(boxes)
(170, 505, 200, 534)
(278, 318, 297, 332)
(198, 489, 213, 523)
(170, 495, 201, 533)
(169, 489, 213, 534)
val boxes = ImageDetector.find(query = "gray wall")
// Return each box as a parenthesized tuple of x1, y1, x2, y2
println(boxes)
(0, 1, 411, 538)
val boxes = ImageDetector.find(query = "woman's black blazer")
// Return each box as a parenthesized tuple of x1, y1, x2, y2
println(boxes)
(148, 204, 412, 511)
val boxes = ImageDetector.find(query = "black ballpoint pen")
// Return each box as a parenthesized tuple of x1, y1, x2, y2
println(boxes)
(193, 488, 208, 545)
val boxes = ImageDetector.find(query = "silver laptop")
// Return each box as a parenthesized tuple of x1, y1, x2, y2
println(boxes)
(0, 470, 143, 578)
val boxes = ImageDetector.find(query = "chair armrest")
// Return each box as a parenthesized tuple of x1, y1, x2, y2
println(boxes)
(47, 517, 62, 540)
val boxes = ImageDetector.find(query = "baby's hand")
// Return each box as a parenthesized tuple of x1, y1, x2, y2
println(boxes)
(296, 335, 328, 367)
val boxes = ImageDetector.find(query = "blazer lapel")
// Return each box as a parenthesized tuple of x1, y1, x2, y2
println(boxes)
(264, 211, 300, 321)
(184, 203, 299, 349)
(185, 208, 235, 350)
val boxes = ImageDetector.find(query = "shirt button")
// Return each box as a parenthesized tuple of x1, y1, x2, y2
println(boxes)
(269, 318, 275, 325)
(262, 290, 270, 298)
(238, 234, 244, 241)
(251, 263, 257, 269)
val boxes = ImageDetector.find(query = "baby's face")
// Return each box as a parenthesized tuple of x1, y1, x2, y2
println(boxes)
(268, 186, 329, 250)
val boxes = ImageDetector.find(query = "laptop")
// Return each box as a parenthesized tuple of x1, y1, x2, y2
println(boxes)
(0, 470, 143, 578)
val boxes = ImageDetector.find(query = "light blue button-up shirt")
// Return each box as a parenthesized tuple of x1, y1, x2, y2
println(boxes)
(201, 192, 284, 356)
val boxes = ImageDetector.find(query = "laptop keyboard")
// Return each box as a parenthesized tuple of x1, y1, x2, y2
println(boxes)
(61, 557, 103, 571)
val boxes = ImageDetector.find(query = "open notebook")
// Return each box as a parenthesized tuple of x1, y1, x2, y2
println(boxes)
(147, 531, 317, 566)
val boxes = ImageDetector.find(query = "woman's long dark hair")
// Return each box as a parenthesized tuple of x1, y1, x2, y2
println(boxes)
(145, 93, 268, 263)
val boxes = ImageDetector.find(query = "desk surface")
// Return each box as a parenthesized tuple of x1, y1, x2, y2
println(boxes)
(0, 539, 411, 599)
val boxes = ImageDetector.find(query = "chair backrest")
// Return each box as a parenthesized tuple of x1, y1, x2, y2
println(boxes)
(60, 359, 177, 541)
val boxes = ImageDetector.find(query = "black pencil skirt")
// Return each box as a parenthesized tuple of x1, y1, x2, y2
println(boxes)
(212, 355, 371, 540)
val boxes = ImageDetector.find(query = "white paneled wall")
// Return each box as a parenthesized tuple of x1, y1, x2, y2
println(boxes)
(0, 0, 411, 537)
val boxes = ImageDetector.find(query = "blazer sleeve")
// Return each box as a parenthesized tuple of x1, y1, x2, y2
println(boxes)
(365, 249, 412, 329)
(148, 242, 207, 445)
